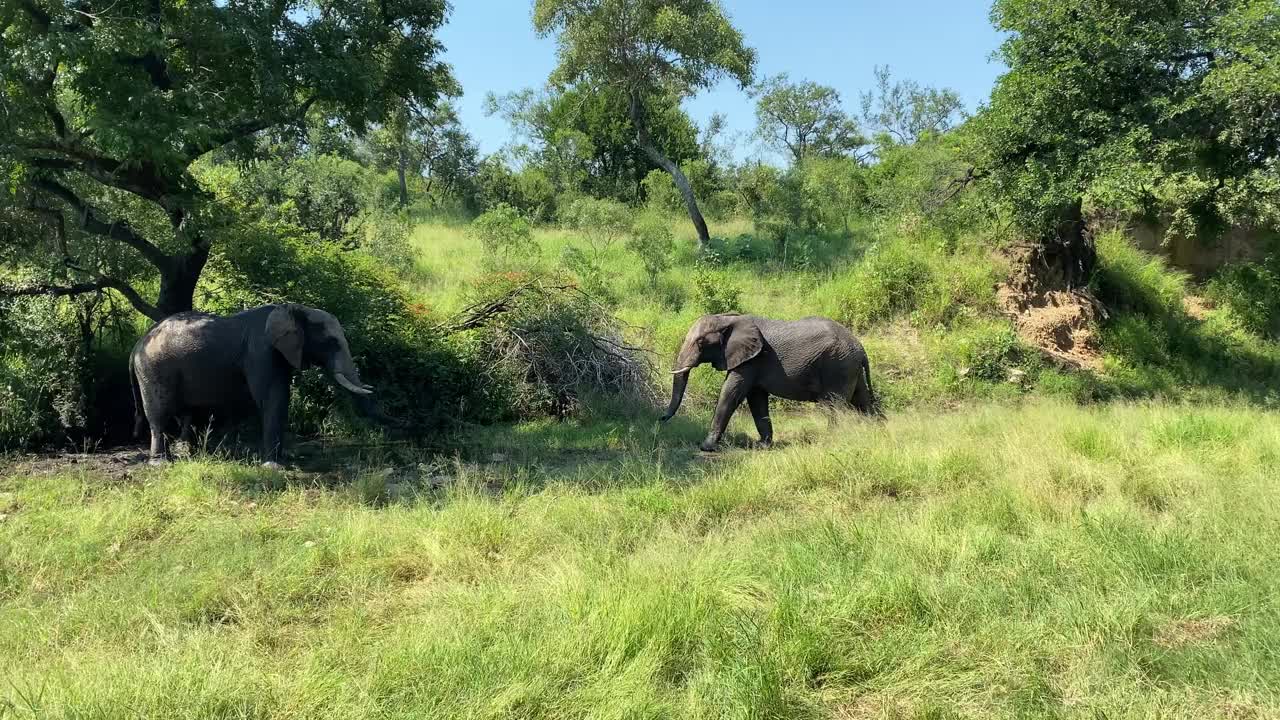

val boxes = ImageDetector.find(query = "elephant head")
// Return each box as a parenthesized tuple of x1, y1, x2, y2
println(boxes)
(266, 305, 374, 397)
(660, 314, 763, 422)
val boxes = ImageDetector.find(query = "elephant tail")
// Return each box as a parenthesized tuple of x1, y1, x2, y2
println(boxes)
(129, 355, 146, 440)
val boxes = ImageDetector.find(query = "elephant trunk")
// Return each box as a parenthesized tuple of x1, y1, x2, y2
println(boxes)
(328, 346, 373, 396)
(660, 370, 690, 422)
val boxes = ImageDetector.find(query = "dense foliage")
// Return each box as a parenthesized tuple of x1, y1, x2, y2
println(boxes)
(971, 0, 1280, 242)
(1, 0, 456, 318)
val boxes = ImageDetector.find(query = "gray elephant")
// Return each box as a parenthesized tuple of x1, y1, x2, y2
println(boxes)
(660, 314, 882, 451)
(129, 303, 374, 467)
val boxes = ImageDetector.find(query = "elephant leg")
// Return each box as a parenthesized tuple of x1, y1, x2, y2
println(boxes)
(259, 381, 290, 468)
(747, 388, 773, 447)
(139, 386, 175, 464)
(703, 372, 750, 452)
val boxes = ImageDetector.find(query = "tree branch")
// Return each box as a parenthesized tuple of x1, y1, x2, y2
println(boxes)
(32, 178, 172, 269)
(0, 276, 161, 320)
(26, 145, 187, 221)
(182, 96, 318, 160)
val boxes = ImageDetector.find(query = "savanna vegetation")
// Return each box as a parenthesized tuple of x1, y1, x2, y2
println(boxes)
(2, 0, 1279, 716)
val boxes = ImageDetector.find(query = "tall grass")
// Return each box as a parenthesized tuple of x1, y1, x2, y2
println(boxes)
(4, 402, 1280, 717)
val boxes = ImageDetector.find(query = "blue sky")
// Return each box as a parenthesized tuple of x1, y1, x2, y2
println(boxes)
(438, 1, 1007, 159)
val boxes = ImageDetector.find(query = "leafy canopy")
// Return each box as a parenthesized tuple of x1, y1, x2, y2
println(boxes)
(860, 65, 965, 146)
(485, 85, 701, 202)
(970, 0, 1280, 239)
(1, 0, 455, 316)
(753, 73, 865, 164)
(532, 0, 756, 100)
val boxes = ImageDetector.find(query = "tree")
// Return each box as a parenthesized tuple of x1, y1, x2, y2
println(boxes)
(485, 84, 702, 204)
(370, 100, 476, 207)
(861, 66, 964, 146)
(533, 0, 756, 249)
(0, 0, 455, 320)
(753, 73, 864, 164)
(969, 0, 1280, 289)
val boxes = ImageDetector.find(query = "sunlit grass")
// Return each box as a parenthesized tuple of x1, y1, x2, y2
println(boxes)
(4, 402, 1280, 717)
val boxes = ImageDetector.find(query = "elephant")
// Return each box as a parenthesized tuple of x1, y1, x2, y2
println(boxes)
(659, 314, 882, 452)
(129, 303, 375, 467)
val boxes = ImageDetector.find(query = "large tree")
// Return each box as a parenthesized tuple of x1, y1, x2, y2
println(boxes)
(970, 0, 1280, 288)
(753, 73, 864, 165)
(486, 85, 701, 203)
(1, 0, 455, 320)
(860, 66, 964, 147)
(533, 0, 756, 249)
(370, 99, 478, 208)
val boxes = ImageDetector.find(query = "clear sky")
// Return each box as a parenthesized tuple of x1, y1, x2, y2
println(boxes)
(438, 1, 1007, 159)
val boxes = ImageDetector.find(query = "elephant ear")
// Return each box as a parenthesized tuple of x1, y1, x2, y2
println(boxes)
(267, 305, 304, 370)
(724, 319, 763, 371)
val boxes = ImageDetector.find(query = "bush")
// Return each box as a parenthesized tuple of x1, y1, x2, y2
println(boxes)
(475, 158, 558, 223)
(0, 295, 134, 450)
(0, 298, 88, 450)
(692, 265, 742, 315)
(207, 157, 415, 276)
(627, 214, 675, 288)
(945, 320, 1030, 383)
(562, 197, 632, 255)
(1205, 256, 1280, 338)
(829, 242, 934, 329)
(559, 245, 616, 305)
(470, 203, 536, 260)
(204, 214, 500, 439)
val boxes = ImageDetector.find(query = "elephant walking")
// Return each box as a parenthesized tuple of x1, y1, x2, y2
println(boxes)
(129, 303, 374, 467)
(660, 314, 881, 451)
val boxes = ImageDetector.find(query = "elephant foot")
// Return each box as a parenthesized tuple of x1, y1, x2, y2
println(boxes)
(756, 439, 773, 450)
(147, 457, 170, 467)
(261, 461, 284, 472)
(699, 440, 720, 453)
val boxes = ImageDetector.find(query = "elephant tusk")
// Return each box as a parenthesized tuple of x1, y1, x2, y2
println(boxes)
(670, 367, 693, 375)
(335, 373, 374, 395)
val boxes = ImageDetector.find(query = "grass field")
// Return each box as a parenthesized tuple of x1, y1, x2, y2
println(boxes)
(4, 401, 1280, 718)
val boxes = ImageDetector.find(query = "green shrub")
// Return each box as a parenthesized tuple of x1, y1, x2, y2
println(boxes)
(559, 245, 616, 305)
(829, 241, 934, 329)
(470, 204, 536, 259)
(562, 197, 632, 255)
(627, 214, 675, 288)
(692, 266, 742, 315)
(205, 216, 500, 438)
(0, 298, 85, 449)
(1205, 256, 1280, 338)
(206, 157, 416, 276)
(945, 320, 1030, 383)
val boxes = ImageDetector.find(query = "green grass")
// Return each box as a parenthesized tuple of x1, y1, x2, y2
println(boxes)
(406, 214, 1033, 412)
(4, 402, 1280, 718)
(7, 215, 1280, 717)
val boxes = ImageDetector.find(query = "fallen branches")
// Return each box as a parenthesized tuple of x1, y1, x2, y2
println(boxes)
(440, 275, 660, 418)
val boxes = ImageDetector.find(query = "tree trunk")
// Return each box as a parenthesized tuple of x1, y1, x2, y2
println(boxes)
(1041, 199, 1096, 290)
(629, 92, 710, 250)
(397, 149, 410, 208)
(1007, 198, 1097, 296)
(154, 247, 209, 319)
